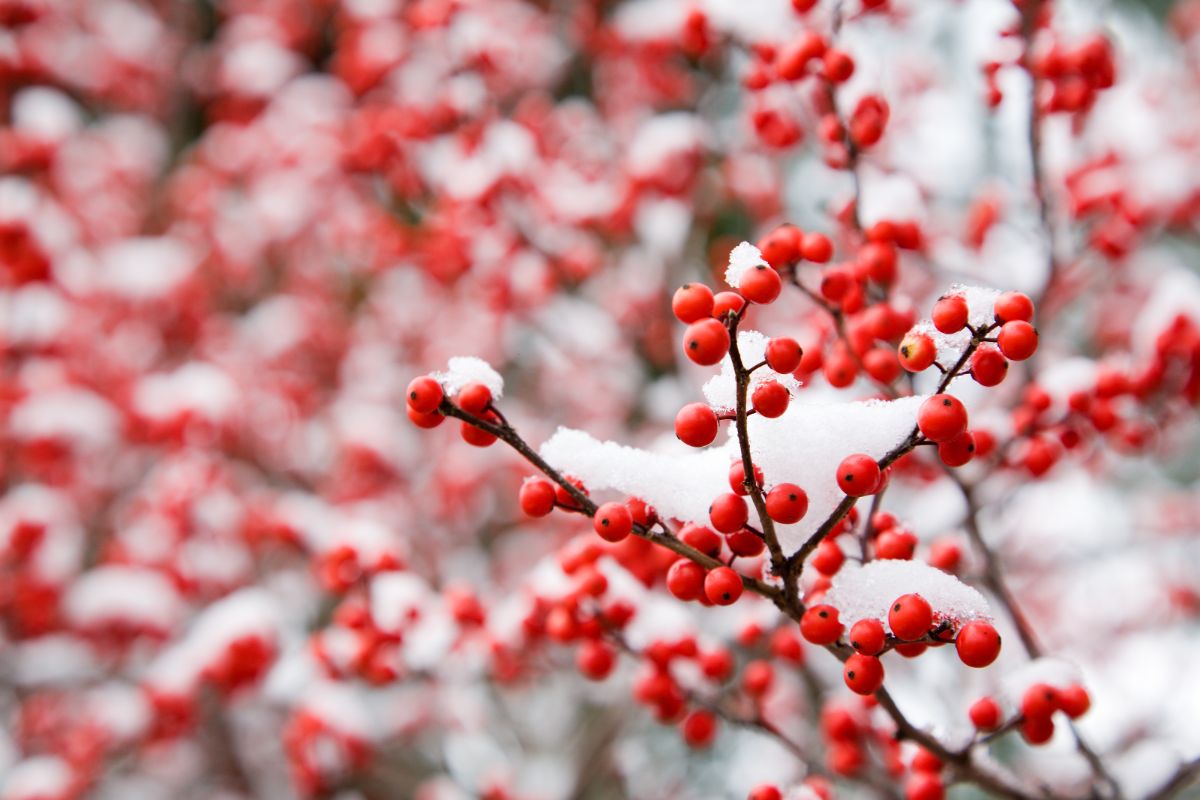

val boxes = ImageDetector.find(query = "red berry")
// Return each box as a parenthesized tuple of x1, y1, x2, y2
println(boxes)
(970, 345, 1009, 387)
(765, 483, 808, 523)
(769, 628, 804, 663)
(802, 232, 834, 263)
(836, 454, 881, 496)
(741, 264, 783, 304)
(680, 523, 722, 558)
(927, 538, 962, 572)
(937, 431, 976, 467)
(758, 226, 803, 268)
(997, 320, 1039, 361)
(917, 394, 968, 442)
(955, 620, 1001, 667)
(406, 376, 444, 413)
(931, 294, 969, 334)
(704, 566, 744, 606)
(969, 696, 1002, 731)
(822, 49, 855, 83)
(849, 618, 885, 655)
(752, 380, 790, 418)
(1021, 713, 1055, 745)
(666, 560, 706, 601)
(457, 383, 493, 414)
(860, 241, 898, 284)
(742, 659, 774, 696)
(1021, 683, 1059, 720)
(593, 502, 633, 543)
(1058, 684, 1091, 718)
(823, 346, 858, 387)
(407, 405, 445, 429)
(843, 653, 884, 694)
(994, 291, 1034, 323)
(518, 479, 556, 517)
(729, 461, 763, 495)
(681, 709, 718, 748)
(676, 403, 719, 447)
(709, 493, 749, 533)
(820, 266, 853, 301)
(700, 648, 734, 681)
(905, 772, 944, 800)
(875, 528, 917, 560)
(821, 704, 860, 741)
(673, 283, 715, 323)
(828, 741, 865, 776)
(727, 529, 765, 557)
(461, 419, 498, 447)
(765, 337, 803, 373)
(888, 593, 933, 641)
(683, 319, 732, 366)
(811, 539, 845, 575)
(862, 348, 901, 384)
(712, 291, 746, 318)
(898, 332, 937, 372)
(800, 604, 844, 644)
(576, 640, 616, 680)
(749, 786, 783, 800)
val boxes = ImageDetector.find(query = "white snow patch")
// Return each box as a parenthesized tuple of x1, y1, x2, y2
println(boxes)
(825, 560, 991, 631)
(723, 242, 769, 290)
(433, 356, 504, 400)
(1, 756, 72, 799)
(63, 566, 183, 634)
(702, 329, 802, 410)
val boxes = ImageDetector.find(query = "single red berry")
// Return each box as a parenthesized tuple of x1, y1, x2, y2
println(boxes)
(765, 337, 803, 373)
(843, 653, 884, 695)
(860, 241, 898, 284)
(800, 604, 844, 644)
(820, 266, 853, 301)
(666, 560, 706, 601)
(681, 709, 718, 748)
(1021, 713, 1055, 745)
(457, 383, 493, 414)
(683, 319, 731, 366)
(757, 226, 803, 268)
(407, 405, 445, 429)
(1058, 684, 1091, 718)
(823, 346, 858, 387)
(752, 380, 790, 418)
(704, 566, 744, 606)
(894, 641, 927, 658)
(712, 291, 746, 318)
(576, 640, 616, 680)
(675, 403, 719, 447)
(765, 483, 808, 523)
(727, 529, 766, 557)
(811, 539, 845, 575)
(898, 332, 937, 372)
(955, 620, 1002, 667)
(970, 345, 1009, 387)
(931, 294, 969, 334)
(1021, 683, 1059, 720)
(927, 538, 962, 572)
(593, 502, 633, 543)
(555, 477, 588, 510)
(836, 454, 881, 496)
(888, 593, 933, 641)
(849, 618, 885, 655)
(822, 48, 855, 83)
(748, 786, 783, 800)
(917, 394, 968, 442)
(828, 741, 865, 776)
(728, 461, 763, 495)
(680, 523, 722, 558)
(875, 528, 917, 560)
(997, 320, 1039, 361)
(802, 232, 834, 263)
(769, 628, 804, 663)
(741, 264, 783, 304)
(406, 376, 443, 413)
(673, 283, 715, 323)
(969, 696, 1003, 731)
(863, 348, 901, 384)
(905, 772, 944, 800)
(709, 493, 749, 533)
(821, 704, 860, 741)
(461, 419, 498, 447)
(518, 479, 556, 517)
(742, 659, 774, 696)
(937, 431, 976, 467)
(994, 291, 1034, 323)
(700, 648, 734, 681)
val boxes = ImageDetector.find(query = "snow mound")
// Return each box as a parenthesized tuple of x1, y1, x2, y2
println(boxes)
(433, 356, 504, 399)
(824, 560, 991, 631)
(724, 241, 769, 290)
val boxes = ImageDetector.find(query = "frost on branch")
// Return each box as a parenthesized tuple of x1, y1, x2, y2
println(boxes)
(541, 394, 923, 554)
(723, 241, 769, 289)
(432, 356, 504, 399)
(825, 560, 992, 633)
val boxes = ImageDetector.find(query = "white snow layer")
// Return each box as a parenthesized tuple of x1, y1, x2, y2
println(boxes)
(702, 330, 802, 410)
(723, 241, 769, 290)
(824, 560, 991, 631)
(433, 356, 504, 399)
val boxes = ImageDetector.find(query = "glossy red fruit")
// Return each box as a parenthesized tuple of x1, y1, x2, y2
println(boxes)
(937, 431, 976, 467)
(742, 659, 774, 696)
(709, 493, 749, 533)
(681, 709, 718, 748)
(997, 320, 1039, 361)
(765, 483, 808, 523)
(748, 785, 784, 800)
(905, 772, 944, 800)
(863, 348, 901, 384)
(461, 419, 498, 447)
(860, 241, 898, 284)
(683, 319, 732, 366)
(802, 232, 834, 263)
(932, 294, 969, 334)
(704, 566, 744, 605)
(927, 538, 962, 572)
(911, 747, 943, 774)
(593, 502, 633, 543)
(800, 604, 844, 644)
(765, 337, 803, 373)
(843, 653, 884, 694)
(970, 345, 1008, 386)
(741, 264, 783, 304)
(820, 266, 853, 301)
(673, 283, 715, 323)
(666, 560, 706, 601)
(769, 628, 804, 663)
(727, 529, 766, 557)
(457, 383, 493, 414)
(898, 331, 937, 371)
(849, 618, 885, 655)
(576, 640, 616, 680)
(828, 741, 865, 776)
(994, 291, 1034, 323)
(407, 405, 445, 428)
(822, 48, 855, 83)
(1058, 684, 1091, 718)
(836, 454, 881, 496)
(823, 346, 858, 387)
(888, 594, 933, 641)
(406, 376, 443, 413)
(1021, 683, 1059, 720)
(700, 648, 734, 681)
(676, 403, 719, 447)
(712, 291, 746, 318)
(969, 696, 1003, 731)
(729, 461, 763, 495)
(918, 394, 968, 442)
(758, 226, 803, 268)
(518, 479, 556, 517)
(1021, 713, 1055, 745)
(752, 380, 790, 417)
(955, 620, 1002, 667)
(811, 539, 845, 575)
(875, 528, 917, 560)
(680, 523, 722, 558)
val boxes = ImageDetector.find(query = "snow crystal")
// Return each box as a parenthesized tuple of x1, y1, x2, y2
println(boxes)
(433, 356, 504, 399)
(63, 566, 183, 633)
(702, 330, 802, 410)
(1, 756, 72, 799)
(723, 242, 768, 290)
(824, 560, 992, 631)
